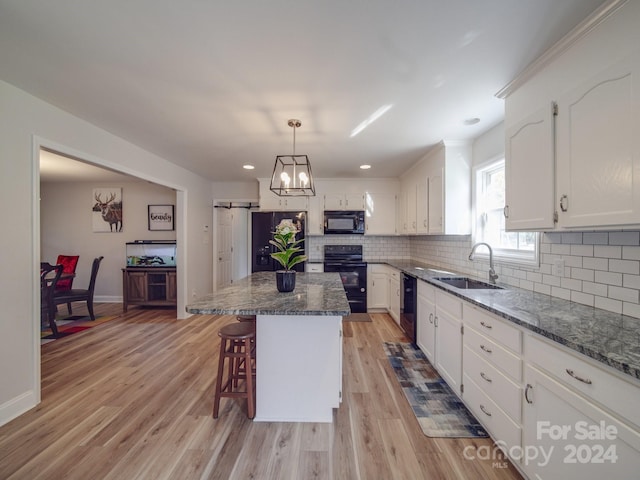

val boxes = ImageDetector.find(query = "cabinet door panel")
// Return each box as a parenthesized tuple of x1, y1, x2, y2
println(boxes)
(364, 192, 397, 235)
(417, 292, 436, 363)
(435, 308, 461, 394)
(557, 54, 640, 228)
(523, 365, 640, 480)
(505, 104, 555, 230)
(428, 170, 443, 234)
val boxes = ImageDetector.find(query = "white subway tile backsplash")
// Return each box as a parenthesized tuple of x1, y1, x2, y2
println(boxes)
(609, 259, 640, 275)
(562, 232, 583, 244)
(570, 244, 593, 257)
(622, 246, 640, 261)
(608, 285, 640, 303)
(405, 231, 640, 320)
(582, 281, 607, 297)
(594, 245, 622, 259)
(594, 271, 623, 286)
(609, 231, 639, 245)
(595, 296, 622, 314)
(571, 268, 594, 282)
(583, 232, 609, 245)
(582, 257, 608, 271)
(571, 291, 594, 307)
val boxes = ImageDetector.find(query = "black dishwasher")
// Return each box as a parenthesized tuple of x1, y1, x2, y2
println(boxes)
(400, 273, 417, 344)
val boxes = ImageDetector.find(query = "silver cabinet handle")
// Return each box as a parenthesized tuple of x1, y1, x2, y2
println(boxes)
(560, 194, 568, 212)
(480, 344, 492, 354)
(566, 368, 592, 385)
(434, 315, 438, 327)
(480, 405, 492, 417)
(503, 205, 509, 218)
(525, 383, 533, 404)
(480, 321, 492, 329)
(480, 372, 492, 383)
(429, 313, 434, 324)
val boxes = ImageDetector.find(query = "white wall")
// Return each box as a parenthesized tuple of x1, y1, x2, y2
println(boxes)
(0, 80, 213, 427)
(40, 180, 177, 300)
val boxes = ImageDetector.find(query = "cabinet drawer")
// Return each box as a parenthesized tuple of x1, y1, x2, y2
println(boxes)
(369, 264, 390, 274)
(463, 373, 522, 455)
(464, 325, 522, 382)
(463, 304, 521, 353)
(435, 290, 462, 318)
(526, 333, 640, 428)
(464, 345, 522, 422)
(417, 280, 435, 302)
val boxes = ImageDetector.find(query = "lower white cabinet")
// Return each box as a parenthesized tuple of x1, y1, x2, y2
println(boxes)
(367, 264, 390, 310)
(306, 263, 324, 273)
(388, 268, 401, 324)
(434, 290, 463, 394)
(416, 281, 436, 364)
(522, 363, 640, 479)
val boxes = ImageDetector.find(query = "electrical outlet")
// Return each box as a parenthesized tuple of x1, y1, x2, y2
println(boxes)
(554, 259, 565, 277)
(192, 290, 197, 299)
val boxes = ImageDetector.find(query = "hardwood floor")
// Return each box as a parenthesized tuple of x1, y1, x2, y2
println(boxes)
(0, 304, 523, 479)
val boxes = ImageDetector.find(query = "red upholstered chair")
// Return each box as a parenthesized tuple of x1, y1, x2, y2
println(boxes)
(55, 255, 79, 292)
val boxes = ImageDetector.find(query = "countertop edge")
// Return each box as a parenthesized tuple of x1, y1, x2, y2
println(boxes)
(379, 259, 640, 381)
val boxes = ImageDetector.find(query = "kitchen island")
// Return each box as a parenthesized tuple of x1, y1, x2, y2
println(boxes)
(186, 271, 350, 422)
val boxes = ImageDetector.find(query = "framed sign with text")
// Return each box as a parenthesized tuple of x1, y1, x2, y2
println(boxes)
(148, 204, 175, 231)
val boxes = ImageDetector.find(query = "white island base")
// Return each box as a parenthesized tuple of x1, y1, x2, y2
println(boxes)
(255, 314, 342, 423)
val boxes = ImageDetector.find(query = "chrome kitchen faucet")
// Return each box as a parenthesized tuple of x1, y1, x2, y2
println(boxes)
(469, 242, 498, 283)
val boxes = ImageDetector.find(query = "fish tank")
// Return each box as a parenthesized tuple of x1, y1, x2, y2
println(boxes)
(126, 240, 176, 267)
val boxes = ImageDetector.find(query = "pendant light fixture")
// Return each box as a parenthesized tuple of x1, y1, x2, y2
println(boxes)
(270, 119, 315, 196)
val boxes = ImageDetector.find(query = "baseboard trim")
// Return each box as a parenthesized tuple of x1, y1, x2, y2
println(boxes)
(0, 390, 37, 428)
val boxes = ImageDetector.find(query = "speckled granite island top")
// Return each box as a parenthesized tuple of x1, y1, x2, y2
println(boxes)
(186, 272, 351, 316)
(377, 259, 640, 381)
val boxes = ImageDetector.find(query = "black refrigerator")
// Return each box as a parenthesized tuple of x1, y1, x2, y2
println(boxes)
(251, 211, 306, 273)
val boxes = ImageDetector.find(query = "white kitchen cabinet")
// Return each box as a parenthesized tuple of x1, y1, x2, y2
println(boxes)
(504, 103, 556, 231)
(400, 181, 417, 234)
(523, 363, 640, 480)
(427, 167, 444, 234)
(259, 179, 309, 211)
(388, 268, 401, 324)
(364, 192, 397, 235)
(522, 334, 640, 479)
(416, 280, 436, 363)
(306, 263, 324, 273)
(367, 264, 390, 310)
(324, 193, 364, 210)
(434, 289, 463, 394)
(428, 141, 470, 235)
(306, 195, 324, 235)
(556, 53, 640, 229)
(416, 178, 428, 234)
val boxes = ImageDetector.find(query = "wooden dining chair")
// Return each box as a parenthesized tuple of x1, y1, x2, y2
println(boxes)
(40, 262, 63, 336)
(53, 256, 104, 320)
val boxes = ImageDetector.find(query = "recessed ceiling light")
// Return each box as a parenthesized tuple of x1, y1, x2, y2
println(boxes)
(463, 117, 480, 126)
(243, 164, 255, 170)
(360, 164, 371, 170)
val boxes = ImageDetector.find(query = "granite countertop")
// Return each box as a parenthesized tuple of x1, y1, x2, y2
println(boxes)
(378, 259, 640, 381)
(186, 271, 351, 316)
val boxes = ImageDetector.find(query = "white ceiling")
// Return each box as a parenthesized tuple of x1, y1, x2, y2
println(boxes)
(1, 0, 607, 182)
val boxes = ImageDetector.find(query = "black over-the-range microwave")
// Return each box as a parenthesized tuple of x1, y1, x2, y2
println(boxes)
(324, 210, 365, 234)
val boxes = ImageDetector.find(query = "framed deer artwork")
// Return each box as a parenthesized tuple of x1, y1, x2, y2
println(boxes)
(92, 188, 123, 232)
(148, 204, 174, 231)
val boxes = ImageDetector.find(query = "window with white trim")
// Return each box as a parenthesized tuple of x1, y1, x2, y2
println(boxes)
(474, 158, 539, 266)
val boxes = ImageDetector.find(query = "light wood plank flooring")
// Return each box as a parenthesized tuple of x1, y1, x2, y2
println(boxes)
(0, 303, 523, 479)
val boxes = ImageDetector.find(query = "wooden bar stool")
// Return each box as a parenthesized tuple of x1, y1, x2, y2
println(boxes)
(213, 322, 256, 419)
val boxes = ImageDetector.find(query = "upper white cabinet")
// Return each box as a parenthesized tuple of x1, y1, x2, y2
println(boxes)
(501, 0, 640, 230)
(306, 195, 324, 235)
(556, 54, 640, 229)
(399, 141, 470, 235)
(259, 179, 309, 211)
(505, 104, 556, 231)
(364, 192, 397, 235)
(324, 193, 365, 210)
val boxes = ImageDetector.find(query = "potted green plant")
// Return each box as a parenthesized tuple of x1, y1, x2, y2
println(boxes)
(270, 219, 307, 292)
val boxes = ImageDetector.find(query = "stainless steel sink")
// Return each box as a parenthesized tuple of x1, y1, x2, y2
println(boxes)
(434, 277, 503, 290)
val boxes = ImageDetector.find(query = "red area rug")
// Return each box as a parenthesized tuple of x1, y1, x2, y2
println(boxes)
(41, 315, 116, 344)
